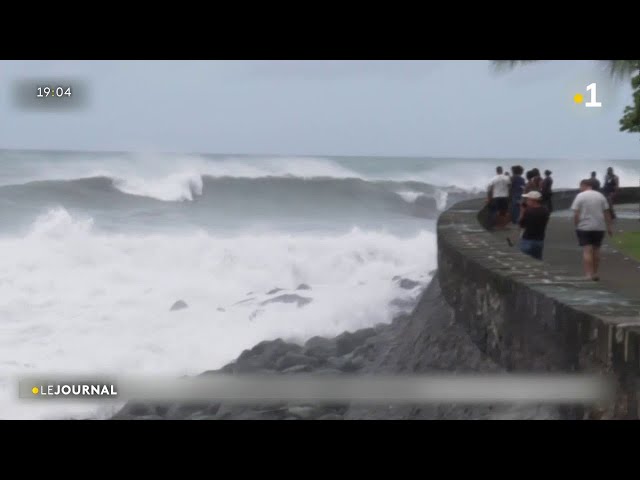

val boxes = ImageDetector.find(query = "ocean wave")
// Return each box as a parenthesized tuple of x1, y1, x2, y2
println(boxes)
(0, 206, 437, 419)
(0, 175, 480, 220)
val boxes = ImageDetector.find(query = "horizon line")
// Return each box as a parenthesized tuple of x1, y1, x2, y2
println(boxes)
(1, 147, 639, 163)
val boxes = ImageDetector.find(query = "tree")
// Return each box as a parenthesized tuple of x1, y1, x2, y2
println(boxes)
(619, 67, 640, 136)
(492, 60, 640, 139)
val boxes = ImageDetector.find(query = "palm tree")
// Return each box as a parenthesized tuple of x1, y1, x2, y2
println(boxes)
(492, 60, 640, 138)
(491, 60, 639, 79)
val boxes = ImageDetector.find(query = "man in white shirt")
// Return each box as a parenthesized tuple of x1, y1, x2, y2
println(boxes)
(571, 179, 613, 281)
(487, 166, 511, 228)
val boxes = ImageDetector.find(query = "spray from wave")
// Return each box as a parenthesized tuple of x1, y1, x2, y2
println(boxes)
(0, 206, 436, 419)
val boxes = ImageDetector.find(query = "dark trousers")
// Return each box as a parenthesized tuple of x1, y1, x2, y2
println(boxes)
(511, 199, 521, 224)
(520, 238, 544, 260)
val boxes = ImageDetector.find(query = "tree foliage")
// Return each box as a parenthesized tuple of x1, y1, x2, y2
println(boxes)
(619, 65, 640, 136)
(492, 60, 640, 140)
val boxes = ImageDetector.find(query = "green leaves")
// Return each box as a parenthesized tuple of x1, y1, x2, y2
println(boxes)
(619, 68, 640, 136)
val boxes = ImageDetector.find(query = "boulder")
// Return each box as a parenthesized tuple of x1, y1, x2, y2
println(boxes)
(275, 352, 318, 371)
(398, 278, 420, 290)
(234, 339, 302, 372)
(266, 288, 284, 295)
(170, 300, 188, 311)
(296, 283, 311, 291)
(260, 294, 312, 308)
(303, 336, 338, 358)
(335, 328, 377, 356)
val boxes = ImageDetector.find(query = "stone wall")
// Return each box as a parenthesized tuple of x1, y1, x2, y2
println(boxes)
(437, 187, 640, 419)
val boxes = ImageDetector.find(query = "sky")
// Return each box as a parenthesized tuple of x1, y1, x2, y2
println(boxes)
(1, 60, 638, 160)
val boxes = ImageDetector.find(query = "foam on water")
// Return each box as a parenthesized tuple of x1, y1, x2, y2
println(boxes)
(0, 207, 436, 419)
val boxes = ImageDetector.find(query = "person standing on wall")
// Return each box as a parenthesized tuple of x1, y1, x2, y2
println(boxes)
(518, 190, 550, 260)
(571, 179, 613, 281)
(540, 170, 553, 213)
(589, 171, 601, 192)
(509, 165, 525, 224)
(602, 167, 620, 219)
(487, 166, 511, 229)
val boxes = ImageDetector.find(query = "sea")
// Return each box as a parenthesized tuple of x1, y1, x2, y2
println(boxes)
(0, 150, 638, 419)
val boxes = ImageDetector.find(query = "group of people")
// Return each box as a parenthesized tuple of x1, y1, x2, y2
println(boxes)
(486, 165, 621, 281)
(487, 165, 554, 228)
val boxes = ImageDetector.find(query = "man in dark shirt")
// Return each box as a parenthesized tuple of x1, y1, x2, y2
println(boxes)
(518, 190, 550, 260)
(590, 171, 601, 191)
(540, 169, 553, 212)
(509, 165, 526, 224)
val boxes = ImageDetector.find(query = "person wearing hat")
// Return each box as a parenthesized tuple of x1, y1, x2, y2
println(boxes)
(518, 190, 550, 260)
(541, 169, 553, 213)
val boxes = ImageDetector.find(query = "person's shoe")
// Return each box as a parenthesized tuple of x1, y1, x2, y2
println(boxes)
(591, 275, 600, 281)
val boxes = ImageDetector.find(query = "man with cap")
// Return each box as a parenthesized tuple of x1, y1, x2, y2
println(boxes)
(518, 190, 550, 260)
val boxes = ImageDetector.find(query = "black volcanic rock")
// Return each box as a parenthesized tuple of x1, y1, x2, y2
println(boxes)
(398, 278, 420, 290)
(303, 336, 338, 358)
(335, 328, 377, 356)
(170, 300, 188, 311)
(261, 294, 312, 308)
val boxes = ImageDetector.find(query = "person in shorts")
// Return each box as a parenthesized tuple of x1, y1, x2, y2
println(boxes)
(487, 166, 511, 228)
(571, 179, 613, 281)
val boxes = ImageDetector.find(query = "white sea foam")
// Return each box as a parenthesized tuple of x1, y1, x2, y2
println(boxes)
(0, 207, 436, 419)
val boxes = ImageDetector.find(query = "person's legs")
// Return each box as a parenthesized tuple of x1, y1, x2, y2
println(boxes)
(582, 245, 594, 278)
(511, 200, 520, 224)
(489, 198, 498, 228)
(608, 194, 616, 219)
(590, 231, 604, 279)
(592, 246, 601, 279)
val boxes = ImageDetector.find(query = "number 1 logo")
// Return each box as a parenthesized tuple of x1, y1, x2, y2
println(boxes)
(585, 83, 602, 108)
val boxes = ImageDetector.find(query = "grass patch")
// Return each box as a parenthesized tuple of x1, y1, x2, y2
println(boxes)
(613, 230, 640, 261)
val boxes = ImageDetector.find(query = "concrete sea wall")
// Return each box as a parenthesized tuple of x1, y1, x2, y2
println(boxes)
(437, 187, 640, 419)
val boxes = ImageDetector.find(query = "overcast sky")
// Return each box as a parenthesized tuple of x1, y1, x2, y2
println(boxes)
(1, 60, 638, 159)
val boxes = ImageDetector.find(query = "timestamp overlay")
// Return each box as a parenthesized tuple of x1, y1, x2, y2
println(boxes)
(11, 77, 89, 112)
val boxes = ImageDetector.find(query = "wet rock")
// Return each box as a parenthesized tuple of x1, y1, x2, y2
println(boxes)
(303, 336, 338, 358)
(113, 402, 156, 418)
(296, 283, 311, 291)
(341, 355, 365, 372)
(234, 339, 302, 372)
(282, 364, 313, 374)
(390, 298, 417, 310)
(398, 278, 420, 290)
(335, 328, 377, 356)
(276, 352, 318, 371)
(267, 288, 284, 295)
(261, 294, 312, 308)
(170, 300, 188, 311)
(392, 275, 401, 281)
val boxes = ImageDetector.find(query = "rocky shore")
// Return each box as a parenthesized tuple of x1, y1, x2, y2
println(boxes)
(112, 274, 560, 420)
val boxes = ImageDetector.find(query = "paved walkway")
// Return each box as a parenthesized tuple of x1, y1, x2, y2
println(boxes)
(493, 204, 640, 300)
